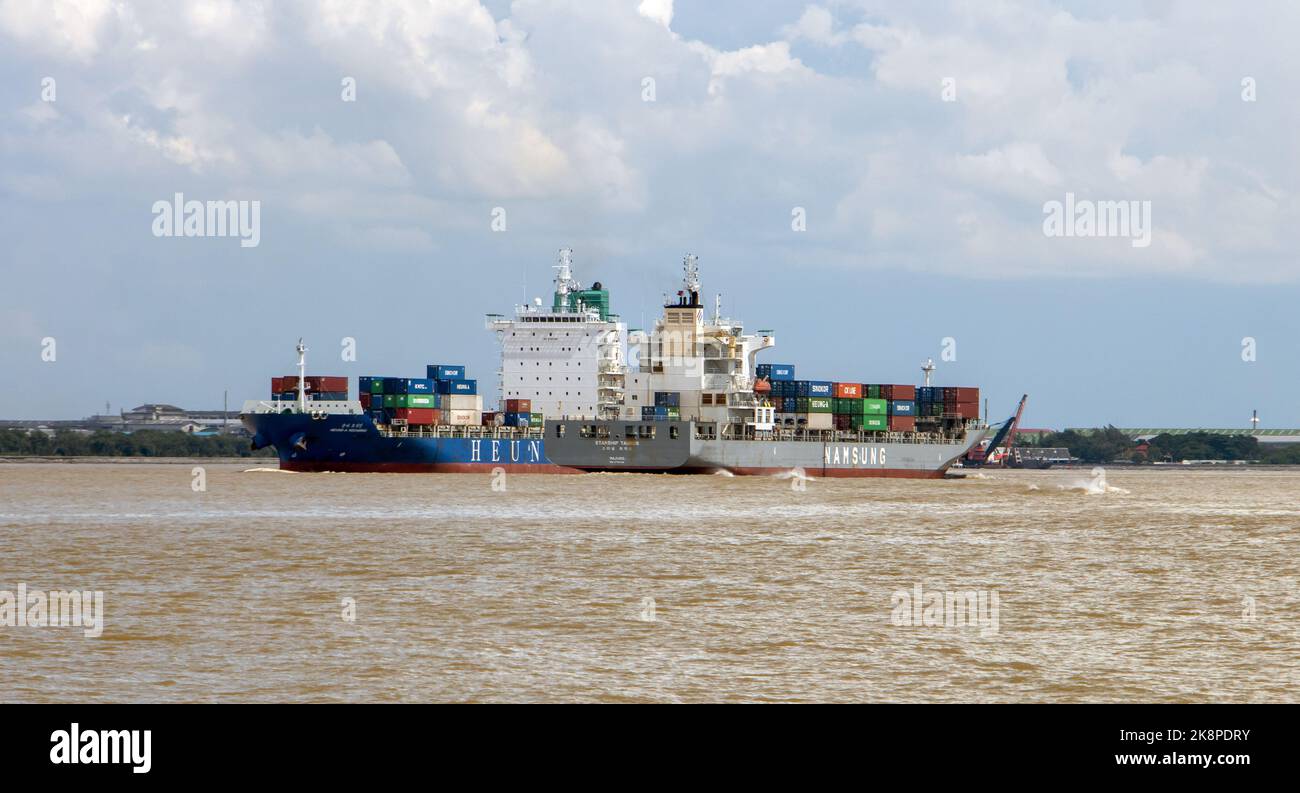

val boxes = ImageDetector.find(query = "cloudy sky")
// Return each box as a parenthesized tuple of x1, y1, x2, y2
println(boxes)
(2, 0, 1298, 426)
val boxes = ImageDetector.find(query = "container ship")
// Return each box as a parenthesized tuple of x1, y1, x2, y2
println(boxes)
(241, 250, 995, 477)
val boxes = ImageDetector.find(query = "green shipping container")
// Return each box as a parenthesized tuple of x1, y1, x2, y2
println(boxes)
(667, 407, 681, 420)
(833, 397, 858, 414)
(370, 380, 384, 395)
(862, 398, 887, 416)
(864, 385, 882, 399)
(383, 394, 398, 408)
(797, 397, 833, 413)
(851, 414, 888, 430)
(397, 394, 436, 408)
(529, 413, 544, 428)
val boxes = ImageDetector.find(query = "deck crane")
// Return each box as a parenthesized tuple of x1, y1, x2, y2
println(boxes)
(970, 394, 1028, 467)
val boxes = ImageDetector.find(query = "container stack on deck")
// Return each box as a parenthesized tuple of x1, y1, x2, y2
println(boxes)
(642, 391, 682, 422)
(359, 364, 481, 427)
(755, 364, 977, 434)
(271, 376, 348, 402)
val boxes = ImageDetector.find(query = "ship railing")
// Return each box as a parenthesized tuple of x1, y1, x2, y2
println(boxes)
(377, 424, 544, 440)
(709, 425, 967, 445)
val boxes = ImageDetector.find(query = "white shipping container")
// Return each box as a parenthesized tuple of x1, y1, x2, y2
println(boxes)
(444, 409, 480, 426)
(803, 413, 833, 430)
(443, 394, 482, 411)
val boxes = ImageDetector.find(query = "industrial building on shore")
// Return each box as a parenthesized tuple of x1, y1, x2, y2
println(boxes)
(1067, 427, 1300, 446)
(0, 404, 245, 436)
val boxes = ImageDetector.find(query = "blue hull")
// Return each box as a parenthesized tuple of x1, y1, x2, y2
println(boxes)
(241, 412, 569, 473)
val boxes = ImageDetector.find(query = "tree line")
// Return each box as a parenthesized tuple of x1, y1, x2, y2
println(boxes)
(0, 429, 274, 458)
(1026, 426, 1300, 464)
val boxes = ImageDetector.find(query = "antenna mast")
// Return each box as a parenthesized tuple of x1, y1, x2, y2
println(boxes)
(553, 248, 581, 304)
(682, 254, 700, 303)
(296, 338, 308, 412)
(921, 358, 936, 388)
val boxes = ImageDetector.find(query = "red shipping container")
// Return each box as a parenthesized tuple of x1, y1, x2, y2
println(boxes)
(359, 393, 371, 409)
(888, 415, 916, 432)
(833, 382, 861, 399)
(271, 376, 284, 393)
(956, 402, 980, 419)
(393, 408, 437, 425)
(954, 387, 979, 403)
(885, 384, 916, 401)
(481, 412, 498, 426)
(833, 415, 853, 430)
(504, 399, 531, 413)
(282, 375, 348, 392)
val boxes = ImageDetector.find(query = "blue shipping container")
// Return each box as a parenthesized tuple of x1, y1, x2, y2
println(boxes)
(427, 364, 465, 381)
(768, 364, 795, 381)
(359, 376, 373, 393)
(437, 378, 477, 395)
(383, 377, 406, 394)
(503, 411, 530, 427)
(889, 400, 916, 416)
(370, 409, 387, 423)
(654, 392, 680, 407)
(782, 397, 797, 413)
(807, 381, 832, 396)
(404, 378, 435, 393)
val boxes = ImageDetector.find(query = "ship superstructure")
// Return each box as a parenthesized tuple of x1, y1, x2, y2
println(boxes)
(486, 248, 627, 421)
(620, 254, 776, 436)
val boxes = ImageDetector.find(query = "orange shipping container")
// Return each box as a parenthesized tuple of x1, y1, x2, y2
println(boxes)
(833, 382, 862, 399)
(884, 384, 916, 401)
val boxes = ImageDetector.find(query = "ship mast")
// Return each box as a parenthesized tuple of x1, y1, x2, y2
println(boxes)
(553, 247, 581, 307)
(921, 358, 936, 387)
(296, 338, 308, 412)
(682, 253, 700, 305)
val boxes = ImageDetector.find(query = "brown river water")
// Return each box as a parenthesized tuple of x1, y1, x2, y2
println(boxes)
(1, 462, 1296, 702)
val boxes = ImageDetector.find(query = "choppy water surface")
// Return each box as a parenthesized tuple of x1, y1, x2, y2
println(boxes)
(1, 462, 1296, 702)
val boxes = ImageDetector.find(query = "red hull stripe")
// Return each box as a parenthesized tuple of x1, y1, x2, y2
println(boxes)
(281, 461, 582, 474)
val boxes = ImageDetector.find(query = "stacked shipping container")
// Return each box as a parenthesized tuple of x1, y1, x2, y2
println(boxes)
(360, 363, 483, 426)
(765, 375, 978, 434)
(270, 375, 349, 402)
